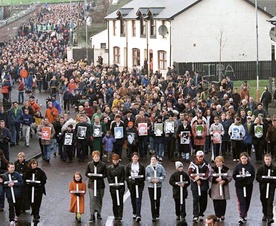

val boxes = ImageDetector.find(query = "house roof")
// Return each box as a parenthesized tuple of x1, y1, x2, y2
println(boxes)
(105, 0, 276, 20)
(248, 0, 276, 17)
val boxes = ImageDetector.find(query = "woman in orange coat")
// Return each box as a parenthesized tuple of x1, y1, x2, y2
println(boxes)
(69, 172, 86, 223)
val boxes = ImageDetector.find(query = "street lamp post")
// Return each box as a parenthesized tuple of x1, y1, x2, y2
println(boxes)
(255, 0, 260, 101)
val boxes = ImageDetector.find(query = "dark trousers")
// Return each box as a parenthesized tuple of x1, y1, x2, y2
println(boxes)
(64, 145, 74, 160)
(30, 191, 43, 217)
(39, 138, 44, 159)
(254, 141, 265, 161)
(192, 190, 208, 217)
(174, 198, 186, 218)
(114, 142, 123, 159)
(7, 198, 21, 221)
(213, 199, 226, 218)
(110, 191, 124, 218)
(231, 140, 242, 159)
(148, 187, 161, 218)
(260, 187, 275, 219)
(0, 143, 9, 161)
(130, 186, 143, 217)
(243, 143, 252, 156)
(165, 136, 175, 160)
(236, 185, 253, 218)
(77, 141, 88, 160)
(138, 136, 148, 158)
(0, 185, 4, 209)
(213, 143, 221, 158)
(63, 99, 70, 111)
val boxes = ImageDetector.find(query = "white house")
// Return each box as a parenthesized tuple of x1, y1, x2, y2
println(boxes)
(103, 0, 275, 74)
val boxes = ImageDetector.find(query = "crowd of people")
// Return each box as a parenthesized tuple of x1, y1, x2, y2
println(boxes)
(0, 2, 276, 225)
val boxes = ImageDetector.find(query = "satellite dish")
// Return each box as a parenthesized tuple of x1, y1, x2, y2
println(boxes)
(158, 25, 168, 37)
(270, 27, 276, 42)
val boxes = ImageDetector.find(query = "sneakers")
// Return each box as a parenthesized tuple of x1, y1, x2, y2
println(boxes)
(199, 216, 204, 221)
(193, 217, 198, 223)
(238, 218, 245, 224)
(268, 218, 274, 224)
(233, 159, 237, 162)
(262, 215, 267, 221)
(132, 214, 137, 219)
(152, 218, 156, 222)
(176, 215, 180, 221)
(14, 216, 18, 222)
(97, 213, 102, 220)
(76, 213, 81, 223)
(9, 221, 15, 225)
(136, 216, 141, 222)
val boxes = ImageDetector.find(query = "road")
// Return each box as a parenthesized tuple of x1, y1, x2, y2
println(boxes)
(1, 87, 276, 225)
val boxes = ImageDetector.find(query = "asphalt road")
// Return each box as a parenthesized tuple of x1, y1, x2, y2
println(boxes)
(1, 87, 276, 225)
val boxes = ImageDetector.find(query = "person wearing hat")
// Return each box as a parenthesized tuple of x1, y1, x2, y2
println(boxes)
(110, 114, 126, 160)
(253, 103, 267, 119)
(145, 155, 166, 222)
(188, 150, 211, 223)
(169, 161, 190, 222)
(228, 117, 245, 162)
(107, 153, 125, 222)
(125, 152, 145, 223)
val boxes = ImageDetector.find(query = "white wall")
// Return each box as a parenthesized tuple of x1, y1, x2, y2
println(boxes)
(91, 29, 108, 64)
(171, 0, 273, 62)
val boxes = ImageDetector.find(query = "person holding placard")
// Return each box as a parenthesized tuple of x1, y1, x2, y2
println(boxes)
(164, 112, 177, 161)
(153, 116, 164, 162)
(69, 172, 86, 223)
(125, 152, 145, 222)
(209, 156, 232, 222)
(85, 151, 107, 222)
(169, 161, 190, 222)
(91, 116, 106, 155)
(256, 154, 276, 224)
(61, 124, 75, 162)
(209, 117, 224, 160)
(24, 159, 47, 223)
(177, 117, 192, 162)
(145, 155, 166, 222)
(192, 117, 207, 152)
(188, 151, 211, 223)
(232, 152, 255, 224)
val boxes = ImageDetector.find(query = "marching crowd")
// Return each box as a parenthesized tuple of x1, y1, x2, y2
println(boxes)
(0, 2, 276, 226)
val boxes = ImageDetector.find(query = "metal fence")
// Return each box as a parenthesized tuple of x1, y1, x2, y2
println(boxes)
(175, 61, 276, 81)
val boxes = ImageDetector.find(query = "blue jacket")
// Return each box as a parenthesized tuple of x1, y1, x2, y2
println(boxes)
(19, 114, 33, 126)
(51, 100, 61, 114)
(9, 108, 23, 125)
(3, 171, 23, 199)
(102, 135, 116, 152)
(145, 163, 166, 188)
(243, 122, 253, 145)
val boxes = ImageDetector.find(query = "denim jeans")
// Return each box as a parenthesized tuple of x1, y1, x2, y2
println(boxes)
(11, 123, 20, 144)
(18, 91, 24, 104)
(155, 141, 164, 159)
(43, 144, 52, 160)
(0, 185, 4, 209)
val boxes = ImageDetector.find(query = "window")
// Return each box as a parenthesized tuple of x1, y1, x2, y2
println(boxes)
(113, 21, 116, 36)
(132, 20, 136, 37)
(100, 43, 106, 49)
(120, 18, 125, 36)
(113, 46, 120, 64)
(150, 18, 156, 37)
(158, 50, 167, 69)
(132, 48, 140, 66)
(140, 19, 146, 37)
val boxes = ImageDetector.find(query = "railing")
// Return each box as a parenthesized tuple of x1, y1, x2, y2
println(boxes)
(0, 3, 38, 29)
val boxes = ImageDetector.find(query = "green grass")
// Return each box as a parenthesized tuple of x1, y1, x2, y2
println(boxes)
(1, 0, 81, 6)
(234, 80, 269, 101)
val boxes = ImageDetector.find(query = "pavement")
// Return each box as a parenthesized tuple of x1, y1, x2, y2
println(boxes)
(1, 88, 276, 225)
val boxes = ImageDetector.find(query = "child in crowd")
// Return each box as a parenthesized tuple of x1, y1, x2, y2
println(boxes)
(69, 172, 86, 223)
(102, 130, 116, 162)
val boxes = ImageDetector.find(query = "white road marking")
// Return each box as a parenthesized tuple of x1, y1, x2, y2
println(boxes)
(105, 189, 130, 225)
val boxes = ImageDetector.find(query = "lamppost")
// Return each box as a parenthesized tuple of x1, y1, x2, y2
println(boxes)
(255, 0, 260, 101)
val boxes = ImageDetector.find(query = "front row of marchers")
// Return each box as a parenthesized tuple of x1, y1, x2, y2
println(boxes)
(1, 150, 276, 224)
(0, 158, 47, 225)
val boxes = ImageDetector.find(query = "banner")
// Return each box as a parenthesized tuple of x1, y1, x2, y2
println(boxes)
(42, 127, 51, 140)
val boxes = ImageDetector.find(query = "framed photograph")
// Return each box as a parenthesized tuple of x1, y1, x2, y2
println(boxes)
(77, 126, 87, 139)
(180, 131, 190, 144)
(127, 131, 136, 145)
(42, 127, 51, 140)
(164, 121, 174, 134)
(64, 133, 73, 145)
(254, 125, 263, 138)
(212, 131, 222, 144)
(231, 127, 241, 140)
(138, 123, 148, 136)
(114, 126, 124, 139)
(195, 124, 204, 137)
(154, 123, 163, 136)
(93, 125, 102, 138)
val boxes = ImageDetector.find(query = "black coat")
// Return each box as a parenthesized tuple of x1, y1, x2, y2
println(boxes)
(24, 167, 47, 196)
(169, 171, 190, 199)
(85, 160, 107, 189)
(125, 162, 145, 190)
(107, 163, 125, 194)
